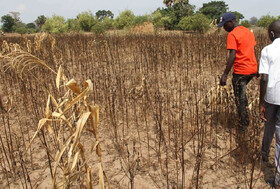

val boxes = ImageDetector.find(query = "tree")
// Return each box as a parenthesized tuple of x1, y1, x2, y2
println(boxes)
(1, 14, 16, 32)
(102, 17, 113, 30)
(77, 11, 97, 32)
(15, 26, 27, 34)
(9, 12, 20, 22)
(113, 10, 135, 29)
(96, 10, 114, 21)
(157, 7, 177, 29)
(163, 0, 172, 7)
(151, 10, 165, 29)
(10, 21, 27, 34)
(240, 20, 251, 28)
(133, 15, 150, 26)
(163, 0, 191, 8)
(26, 23, 36, 29)
(42, 15, 67, 33)
(163, 0, 195, 17)
(156, 0, 195, 30)
(35, 15, 46, 30)
(199, 1, 228, 20)
(256, 15, 277, 28)
(66, 19, 80, 32)
(173, 0, 195, 17)
(92, 17, 113, 34)
(91, 22, 106, 34)
(249, 17, 258, 26)
(178, 13, 210, 33)
(26, 23, 39, 33)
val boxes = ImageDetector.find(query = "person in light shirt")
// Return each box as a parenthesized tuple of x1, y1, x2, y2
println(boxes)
(259, 20, 280, 189)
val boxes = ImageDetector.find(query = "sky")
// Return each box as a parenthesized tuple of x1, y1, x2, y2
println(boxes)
(0, 0, 279, 24)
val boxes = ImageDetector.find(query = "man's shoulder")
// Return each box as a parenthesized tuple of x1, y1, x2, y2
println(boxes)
(262, 41, 276, 53)
(231, 26, 253, 35)
(262, 44, 271, 52)
(262, 40, 280, 58)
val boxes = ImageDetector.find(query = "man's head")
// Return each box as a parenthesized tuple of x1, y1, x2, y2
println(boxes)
(218, 12, 238, 32)
(268, 20, 280, 41)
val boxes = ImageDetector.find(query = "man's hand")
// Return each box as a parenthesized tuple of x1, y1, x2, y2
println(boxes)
(259, 103, 267, 122)
(220, 74, 227, 86)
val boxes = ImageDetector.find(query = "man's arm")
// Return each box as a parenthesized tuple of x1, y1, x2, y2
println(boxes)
(220, 49, 236, 86)
(259, 74, 268, 121)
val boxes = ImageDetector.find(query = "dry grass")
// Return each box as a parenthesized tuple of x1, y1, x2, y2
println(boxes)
(130, 22, 155, 34)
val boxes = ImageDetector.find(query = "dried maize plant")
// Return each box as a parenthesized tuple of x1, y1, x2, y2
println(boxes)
(33, 33, 59, 70)
(26, 39, 32, 53)
(34, 33, 56, 52)
(1, 44, 109, 188)
(1, 40, 10, 55)
(200, 84, 234, 108)
(248, 95, 259, 111)
(23, 65, 110, 188)
(1, 41, 22, 60)
(2, 48, 56, 79)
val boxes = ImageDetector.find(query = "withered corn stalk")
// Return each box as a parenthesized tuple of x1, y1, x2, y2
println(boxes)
(26, 66, 109, 188)
(2, 44, 109, 188)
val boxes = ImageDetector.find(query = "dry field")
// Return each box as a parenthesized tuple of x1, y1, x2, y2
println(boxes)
(0, 31, 273, 189)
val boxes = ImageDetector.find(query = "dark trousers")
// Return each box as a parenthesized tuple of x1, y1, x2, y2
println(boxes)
(232, 73, 254, 132)
(260, 103, 280, 184)
(261, 103, 280, 160)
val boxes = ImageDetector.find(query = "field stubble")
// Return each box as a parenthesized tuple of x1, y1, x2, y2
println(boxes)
(0, 31, 272, 188)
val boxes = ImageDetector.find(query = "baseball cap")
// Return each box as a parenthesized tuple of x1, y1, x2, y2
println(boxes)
(218, 12, 236, 28)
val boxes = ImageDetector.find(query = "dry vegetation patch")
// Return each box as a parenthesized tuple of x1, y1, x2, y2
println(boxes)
(130, 22, 155, 34)
(0, 32, 272, 188)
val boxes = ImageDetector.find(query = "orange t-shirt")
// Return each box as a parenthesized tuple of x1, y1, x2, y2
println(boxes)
(227, 26, 258, 75)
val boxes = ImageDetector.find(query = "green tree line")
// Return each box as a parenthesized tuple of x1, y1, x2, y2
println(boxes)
(1, 1, 280, 34)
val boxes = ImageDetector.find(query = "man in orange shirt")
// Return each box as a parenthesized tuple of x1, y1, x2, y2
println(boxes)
(218, 12, 258, 133)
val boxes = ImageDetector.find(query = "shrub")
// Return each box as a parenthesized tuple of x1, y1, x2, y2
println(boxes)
(42, 15, 68, 33)
(240, 20, 251, 28)
(151, 10, 165, 29)
(77, 11, 97, 32)
(67, 19, 80, 32)
(27, 28, 40, 33)
(91, 22, 106, 34)
(256, 15, 277, 28)
(113, 10, 135, 29)
(102, 17, 113, 30)
(133, 15, 150, 26)
(91, 17, 114, 34)
(26, 23, 36, 29)
(178, 13, 210, 33)
(1, 14, 16, 32)
(15, 26, 28, 34)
